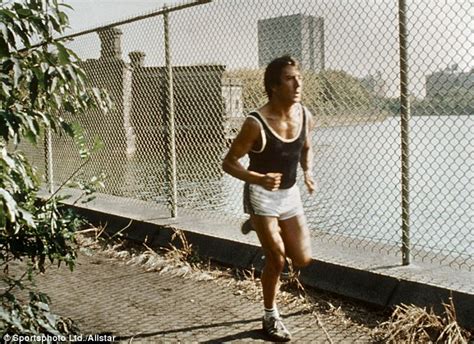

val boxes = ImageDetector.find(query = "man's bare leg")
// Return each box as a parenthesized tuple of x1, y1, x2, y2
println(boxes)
(252, 215, 284, 305)
(252, 214, 291, 341)
(279, 214, 312, 268)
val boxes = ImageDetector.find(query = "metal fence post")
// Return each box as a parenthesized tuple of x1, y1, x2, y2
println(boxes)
(164, 9, 178, 218)
(44, 2, 54, 195)
(44, 127, 54, 194)
(398, 0, 411, 265)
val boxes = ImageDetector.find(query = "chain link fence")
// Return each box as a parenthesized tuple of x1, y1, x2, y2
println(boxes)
(20, 0, 472, 271)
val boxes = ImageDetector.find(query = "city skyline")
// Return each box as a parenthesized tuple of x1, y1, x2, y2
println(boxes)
(63, 0, 472, 98)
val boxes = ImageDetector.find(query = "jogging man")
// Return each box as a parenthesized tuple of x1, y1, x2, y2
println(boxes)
(222, 55, 315, 341)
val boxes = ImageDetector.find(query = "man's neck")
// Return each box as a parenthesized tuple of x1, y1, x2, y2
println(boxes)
(266, 100, 298, 119)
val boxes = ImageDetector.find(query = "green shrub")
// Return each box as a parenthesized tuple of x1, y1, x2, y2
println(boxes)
(0, 0, 110, 336)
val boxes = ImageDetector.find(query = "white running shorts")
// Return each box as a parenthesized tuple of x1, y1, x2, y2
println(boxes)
(243, 183, 304, 220)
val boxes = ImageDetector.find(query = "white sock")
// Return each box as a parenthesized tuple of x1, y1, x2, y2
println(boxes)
(264, 307, 280, 320)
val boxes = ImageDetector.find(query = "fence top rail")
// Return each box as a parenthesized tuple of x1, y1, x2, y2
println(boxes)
(63, 0, 211, 39)
(22, 0, 212, 50)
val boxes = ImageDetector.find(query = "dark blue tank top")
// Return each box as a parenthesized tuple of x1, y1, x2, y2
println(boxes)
(247, 106, 307, 189)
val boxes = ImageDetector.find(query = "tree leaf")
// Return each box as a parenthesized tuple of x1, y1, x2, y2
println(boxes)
(56, 42, 69, 65)
(60, 121, 74, 136)
(16, 8, 32, 18)
(19, 208, 36, 228)
(0, 9, 18, 21)
(1, 146, 16, 169)
(29, 74, 38, 105)
(1, 81, 11, 97)
(64, 101, 75, 114)
(0, 35, 9, 59)
(0, 188, 18, 223)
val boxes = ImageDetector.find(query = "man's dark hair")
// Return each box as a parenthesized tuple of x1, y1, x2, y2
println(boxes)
(264, 55, 299, 99)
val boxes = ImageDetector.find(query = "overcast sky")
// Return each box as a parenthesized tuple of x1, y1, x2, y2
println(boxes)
(63, 0, 183, 30)
(62, 0, 472, 98)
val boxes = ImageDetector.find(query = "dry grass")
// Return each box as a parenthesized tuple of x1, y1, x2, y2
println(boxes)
(373, 299, 472, 343)
(76, 226, 216, 281)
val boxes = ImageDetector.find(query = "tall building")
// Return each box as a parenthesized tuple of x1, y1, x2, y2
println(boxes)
(221, 78, 244, 140)
(258, 14, 325, 71)
(425, 67, 474, 98)
(360, 72, 387, 98)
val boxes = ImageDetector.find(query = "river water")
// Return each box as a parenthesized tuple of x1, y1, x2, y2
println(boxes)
(221, 115, 472, 257)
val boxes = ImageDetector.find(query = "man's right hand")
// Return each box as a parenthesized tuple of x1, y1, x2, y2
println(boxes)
(260, 172, 282, 191)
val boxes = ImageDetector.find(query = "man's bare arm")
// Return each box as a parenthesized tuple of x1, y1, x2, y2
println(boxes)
(300, 114, 315, 193)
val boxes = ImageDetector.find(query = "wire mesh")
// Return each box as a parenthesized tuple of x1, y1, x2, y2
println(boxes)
(12, 136, 47, 183)
(18, 0, 472, 270)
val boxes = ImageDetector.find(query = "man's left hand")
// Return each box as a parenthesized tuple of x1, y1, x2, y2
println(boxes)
(304, 170, 316, 194)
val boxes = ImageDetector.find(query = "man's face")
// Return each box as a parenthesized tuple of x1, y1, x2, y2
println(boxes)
(272, 65, 303, 104)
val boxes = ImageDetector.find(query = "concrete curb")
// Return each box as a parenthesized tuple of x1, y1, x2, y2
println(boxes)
(299, 260, 400, 306)
(75, 207, 263, 270)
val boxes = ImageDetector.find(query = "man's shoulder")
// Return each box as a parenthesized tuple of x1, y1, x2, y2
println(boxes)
(246, 110, 264, 122)
(300, 104, 315, 129)
(300, 103, 311, 113)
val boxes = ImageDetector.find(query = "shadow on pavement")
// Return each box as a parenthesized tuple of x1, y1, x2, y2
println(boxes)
(200, 329, 268, 343)
(115, 317, 262, 341)
(115, 310, 306, 342)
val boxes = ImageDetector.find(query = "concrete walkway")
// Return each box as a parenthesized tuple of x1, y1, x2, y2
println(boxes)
(35, 249, 377, 343)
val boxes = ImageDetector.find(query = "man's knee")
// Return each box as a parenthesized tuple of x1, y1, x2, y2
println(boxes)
(292, 246, 312, 267)
(265, 249, 286, 273)
(293, 254, 312, 268)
